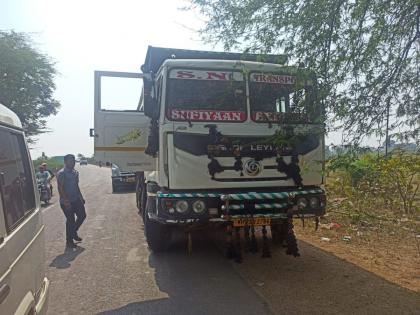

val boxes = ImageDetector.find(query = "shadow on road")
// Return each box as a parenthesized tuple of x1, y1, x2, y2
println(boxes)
(49, 245, 85, 269)
(96, 231, 420, 315)
(96, 236, 271, 315)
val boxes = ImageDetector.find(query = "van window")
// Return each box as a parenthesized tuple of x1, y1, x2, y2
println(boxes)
(0, 129, 36, 232)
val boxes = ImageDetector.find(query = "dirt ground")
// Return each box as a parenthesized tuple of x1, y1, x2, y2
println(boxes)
(231, 223, 420, 315)
(45, 165, 419, 314)
(294, 216, 420, 293)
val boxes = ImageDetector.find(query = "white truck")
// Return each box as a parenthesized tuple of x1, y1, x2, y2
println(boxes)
(92, 46, 325, 260)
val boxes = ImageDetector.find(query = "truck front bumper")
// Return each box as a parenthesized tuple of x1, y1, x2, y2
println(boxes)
(148, 187, 326, 225)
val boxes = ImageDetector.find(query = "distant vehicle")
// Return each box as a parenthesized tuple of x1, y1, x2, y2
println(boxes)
(0, 104, 49, 314)
(79, 158, 88, 165)
(111, 164, 136, 193)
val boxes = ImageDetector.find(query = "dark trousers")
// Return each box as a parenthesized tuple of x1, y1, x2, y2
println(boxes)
(60, 199, 86, 241)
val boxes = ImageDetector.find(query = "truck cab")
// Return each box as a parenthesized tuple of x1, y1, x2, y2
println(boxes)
(93, 46, 326, 256)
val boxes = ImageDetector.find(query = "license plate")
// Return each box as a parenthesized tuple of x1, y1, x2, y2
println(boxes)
(232, 217, 271, 227)
(125, 177, 135, 183)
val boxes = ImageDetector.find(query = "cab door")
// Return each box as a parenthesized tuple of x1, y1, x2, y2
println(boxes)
(92, 71, 155, 172)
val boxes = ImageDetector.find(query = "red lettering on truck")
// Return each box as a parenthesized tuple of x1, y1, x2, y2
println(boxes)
(170, 109, 245, 121)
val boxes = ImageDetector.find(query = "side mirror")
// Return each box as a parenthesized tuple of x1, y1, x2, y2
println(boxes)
(143, 80, 159, 119)
(144, 96, 158, 119)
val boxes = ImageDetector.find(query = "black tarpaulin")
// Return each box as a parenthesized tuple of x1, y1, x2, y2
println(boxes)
(141, 46, 288, 74)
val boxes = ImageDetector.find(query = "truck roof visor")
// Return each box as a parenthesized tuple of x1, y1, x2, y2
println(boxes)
(141, 46, 288, 74)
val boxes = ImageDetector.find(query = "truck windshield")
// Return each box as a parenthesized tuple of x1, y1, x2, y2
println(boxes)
(167, 69, 246, 122)
(249, 73, 320, 123)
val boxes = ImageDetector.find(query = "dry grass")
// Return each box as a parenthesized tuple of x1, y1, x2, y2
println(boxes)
(294, 208, 420, 292)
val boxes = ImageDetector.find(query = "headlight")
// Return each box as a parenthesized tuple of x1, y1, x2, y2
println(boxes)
(309, 197, 319, 209)
(175, 200, 189, 213)
(297, 197, 308, 209)
(192, 200, 206, 214)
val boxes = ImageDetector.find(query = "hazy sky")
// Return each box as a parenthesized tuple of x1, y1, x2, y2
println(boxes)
(1, 0, 217, 158)
(1, 0, 351, 159)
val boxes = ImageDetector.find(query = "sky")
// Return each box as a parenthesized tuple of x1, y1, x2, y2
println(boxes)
(1, 0, 349, 158)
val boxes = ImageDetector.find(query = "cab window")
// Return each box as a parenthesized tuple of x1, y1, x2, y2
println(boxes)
(0, 128, 36, 232)
(167, 69, 246, 122)
(249, 72, 320, 123)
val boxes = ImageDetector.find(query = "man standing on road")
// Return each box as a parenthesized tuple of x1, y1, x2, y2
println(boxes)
(57, 154, 86, 248)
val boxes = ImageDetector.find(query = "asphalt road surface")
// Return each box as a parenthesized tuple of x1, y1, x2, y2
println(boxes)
(43, 165, 420, 315)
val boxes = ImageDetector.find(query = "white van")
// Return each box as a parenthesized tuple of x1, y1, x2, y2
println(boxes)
(0, 104, 49, 315)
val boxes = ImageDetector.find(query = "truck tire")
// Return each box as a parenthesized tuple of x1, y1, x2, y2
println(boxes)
(135, 172, 143, 210)
(137, 180, 147, 219)
(135, 180, 141, 209)
(144, 213, 170, 252)
(112, 182, 117, 193)
(140, 187, 147, 221)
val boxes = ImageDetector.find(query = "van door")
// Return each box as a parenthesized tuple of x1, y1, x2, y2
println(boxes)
(0, 190, 8, 311)
(92, 71, 155, 172)
(0, 126, 44, 315)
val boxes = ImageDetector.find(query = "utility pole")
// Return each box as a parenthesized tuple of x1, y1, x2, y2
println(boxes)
(385, 97, 391, 156)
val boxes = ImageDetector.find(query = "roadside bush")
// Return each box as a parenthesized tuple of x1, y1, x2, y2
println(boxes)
(327, 150, 419, 218)
(376, 151, 420, 214)
(33, 157, 63, 173)
(328, 151, 379, 186)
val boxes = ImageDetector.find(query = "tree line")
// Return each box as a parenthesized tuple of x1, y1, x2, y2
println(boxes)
(1, 1, 419, 144)
(190, 0, 419, 144)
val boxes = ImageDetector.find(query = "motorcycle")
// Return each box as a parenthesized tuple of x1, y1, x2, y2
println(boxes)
(37, 179, 51, 204)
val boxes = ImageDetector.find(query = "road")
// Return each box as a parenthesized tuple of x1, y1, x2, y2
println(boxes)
(43, 165, 420, 315)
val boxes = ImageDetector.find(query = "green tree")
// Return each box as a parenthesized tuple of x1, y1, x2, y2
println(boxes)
(0, 31, 60, 141)
(190, 0, 420, 143)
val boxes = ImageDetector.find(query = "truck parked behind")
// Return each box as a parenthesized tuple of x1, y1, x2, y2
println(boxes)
(111, 163, 136, 193)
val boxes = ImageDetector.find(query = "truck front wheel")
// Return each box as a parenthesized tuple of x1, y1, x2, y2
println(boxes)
(135, 172, 145, 212)
(140, 185, 147, 221)
(144, 214, 171, 252)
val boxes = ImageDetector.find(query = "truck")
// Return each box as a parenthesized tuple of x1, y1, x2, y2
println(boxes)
(91, 46, 326, 260)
